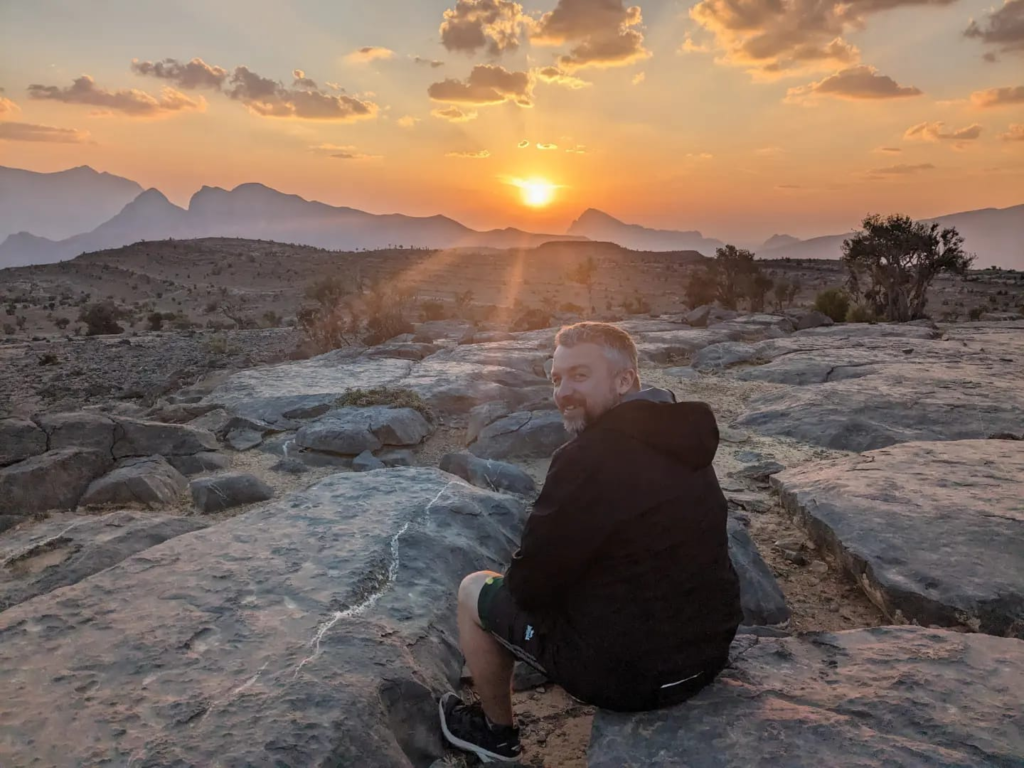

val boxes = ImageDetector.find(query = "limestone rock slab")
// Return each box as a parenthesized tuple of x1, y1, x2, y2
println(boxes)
(773, 439, 1024, 637)
(589, 626, 1024, 767)
(0, 469, 526, 767)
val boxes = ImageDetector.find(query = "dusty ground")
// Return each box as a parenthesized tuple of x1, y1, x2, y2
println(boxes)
(1, 238, 1021, 344)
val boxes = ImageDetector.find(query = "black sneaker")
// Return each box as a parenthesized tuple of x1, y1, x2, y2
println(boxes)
(438, 692, 522, 763)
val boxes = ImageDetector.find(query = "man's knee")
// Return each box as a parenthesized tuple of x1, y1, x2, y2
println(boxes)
(458, 570, 501, 621)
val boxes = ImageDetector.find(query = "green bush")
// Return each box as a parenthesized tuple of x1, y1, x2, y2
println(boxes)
(968, 306, 984, 321)
(419, 300, 447, 322)
(845, 303, 876, 324)
(78, 301, 124, 335)
(814, 288, 850, 323)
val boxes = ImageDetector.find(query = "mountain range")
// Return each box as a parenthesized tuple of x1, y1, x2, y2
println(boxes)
(0, 165, 1021, 270)
(757, 205, 1024, 269)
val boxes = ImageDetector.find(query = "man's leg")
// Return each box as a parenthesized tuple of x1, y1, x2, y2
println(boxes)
(458, 570, 515, 726)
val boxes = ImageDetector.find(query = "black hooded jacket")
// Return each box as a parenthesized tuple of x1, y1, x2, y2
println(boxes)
(503, 390, 742, 695)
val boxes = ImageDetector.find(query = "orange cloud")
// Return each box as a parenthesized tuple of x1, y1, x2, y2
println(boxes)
(310, 143, 382, 160)
(227, 66, 377, 121)
(786, 66, 922, 104)
(0, 121, 91, 143)
(970, 85, 1024, 107)
(0, 93, 20, 117)
(446, 149, 491, 158)
(537, 142, 558, 150)
(431, 105, 478, 122)
(412, 56, 445, 68)
(27, 75, 204, 117)
(532, 0, 650, 71)
(130, 57, 228, 89)
(517, 139, 530, 148)
(428, 64, 532, 106)
(866, 163, 936, 176)
(439, 0, 532, 55)
(346, 47, 396, 63)
(396, 115, 420, 128)
(964, 0, 1024, 60)
(904, 121, 983, 141)
(535, 66, 590, 89)
(689, 0, 954, 79)
(1000, 123, 1024, 141)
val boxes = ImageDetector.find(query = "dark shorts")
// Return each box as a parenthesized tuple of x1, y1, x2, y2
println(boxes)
(477, 576, 725, 712)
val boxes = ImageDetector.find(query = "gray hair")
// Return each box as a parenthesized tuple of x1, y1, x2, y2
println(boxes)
(554, 321, 639, 375)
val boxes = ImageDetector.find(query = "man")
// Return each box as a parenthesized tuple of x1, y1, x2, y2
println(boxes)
(439, 322, 743, 763)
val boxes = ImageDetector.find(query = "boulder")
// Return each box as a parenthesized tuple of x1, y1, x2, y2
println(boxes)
(633, 329, 741, 364)
(186, 407, 232, 434)
(440, 452, 537, 496)
(295, 406, 431, 456)
(0, 511, 206, 612)
(34, 411, 116, 453)
(468, 410, 569, 460)
(789, 309, 835, 330)
(0, 469, 526, 767)
(378, 448, 415, 467)
(226, 428, 264, 451)
(353, 450, 386, 472)
(0, 418, 46, 466)
(773, 439, 1024, 638)
(692, 342, 759, 371)
(466, 401, 512, 445)
(728, 518, 790, 626)
(662, 366, 699, 380)
(364, 342, 439, 361)
(0, 449, 112, 516)
(445, 341, 550, 377)
(166, 451, 231, 476)
(412, 319, 474, 342)
(190, 472, 274, 513)
(731, 325, 1024, 450)
(684, 305, 712, 327)
(201, 353, 415, 426)
(269, 457, 310, 474)
(79, 455, 189, 508)
(111, 417, 219, 459)
(588, 627, 1024, 767)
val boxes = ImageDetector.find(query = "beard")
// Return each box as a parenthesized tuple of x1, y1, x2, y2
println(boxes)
(559, 390, 621, 437)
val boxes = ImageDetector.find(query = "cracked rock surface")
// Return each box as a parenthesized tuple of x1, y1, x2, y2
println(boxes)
(589, 626, 1024, 767)
(0, 469, 526, 767)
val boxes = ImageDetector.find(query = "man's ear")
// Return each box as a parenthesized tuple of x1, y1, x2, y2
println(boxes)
(616, 368, 638, 395)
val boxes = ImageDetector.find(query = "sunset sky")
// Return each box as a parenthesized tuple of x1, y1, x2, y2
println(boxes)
(1, 0, 1022, 242)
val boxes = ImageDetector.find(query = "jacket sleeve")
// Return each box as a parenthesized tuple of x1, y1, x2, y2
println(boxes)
(503, 442, 613, 612)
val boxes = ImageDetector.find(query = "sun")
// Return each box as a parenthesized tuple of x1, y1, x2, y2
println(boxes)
(517, 178, 557, 208)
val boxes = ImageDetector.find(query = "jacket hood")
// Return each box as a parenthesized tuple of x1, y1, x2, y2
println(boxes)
(596, 390, 719, 470)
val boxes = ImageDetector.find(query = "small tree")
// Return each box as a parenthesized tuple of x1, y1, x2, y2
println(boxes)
(708, 245, 760, 310)
(305, 275, 353, 309)
(685, 268, 717, 308)
(78, 301, 124, 335)
(147, 312, 164, 331)
(454, 290, 474, 314)
(566, 256, 598, 315)
(814, 288, 850, 322)
(842, 214, 974, 322)
(748, 273, 774, 313)
(54, 316, 71, 331)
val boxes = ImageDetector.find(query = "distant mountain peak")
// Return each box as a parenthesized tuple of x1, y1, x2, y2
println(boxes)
(567, 208, 721, 255)
(572, 208, 622, 226)
(763, 234, 801, 250)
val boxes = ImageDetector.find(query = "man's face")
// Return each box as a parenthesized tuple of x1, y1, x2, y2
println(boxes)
(550, 342, 633, 437)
